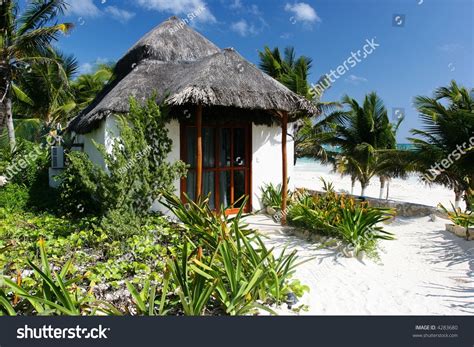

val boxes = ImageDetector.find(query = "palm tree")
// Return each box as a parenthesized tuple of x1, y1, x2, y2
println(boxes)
(331, 93, 396, 196)
(411, 81, 474, 210)
(259, 46, 341, 166)
(258, 46, 313, 99)
(72, 63, 114, 112)
(13, 49, 78, 126)
(0, 0, 73, 151)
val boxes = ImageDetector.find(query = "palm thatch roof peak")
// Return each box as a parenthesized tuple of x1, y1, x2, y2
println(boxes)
(114, 16, 220, 76)
(69, 17, 317, 134)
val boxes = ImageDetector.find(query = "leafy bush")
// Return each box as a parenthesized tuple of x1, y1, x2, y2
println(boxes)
(338, 205, 395, 254)
(59, 97, 186, 236)
(0, 140, 49, 188)
(439, 203, 474, 228)
(260, 182, 291, 209)
(0, 184, 29, 211)
(288, 188, 395, 254)
(161, 192, 305, 315)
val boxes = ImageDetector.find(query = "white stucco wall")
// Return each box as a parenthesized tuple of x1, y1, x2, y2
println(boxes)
(251, 123, 294, 212)
(78, 116, 180, 214)
(78, 118, 294, 215)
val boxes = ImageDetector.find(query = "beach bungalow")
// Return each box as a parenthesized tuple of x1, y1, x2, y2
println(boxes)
(68, 16, 316, 215)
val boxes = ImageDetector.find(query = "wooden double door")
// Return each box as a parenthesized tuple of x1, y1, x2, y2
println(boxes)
(180, 122, 251, 213)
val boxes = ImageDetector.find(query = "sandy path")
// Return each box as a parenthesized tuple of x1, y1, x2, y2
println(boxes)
(246, 215, 474, 315)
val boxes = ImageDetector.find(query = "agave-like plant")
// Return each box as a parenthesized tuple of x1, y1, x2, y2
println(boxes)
(0, 238, 99, 315)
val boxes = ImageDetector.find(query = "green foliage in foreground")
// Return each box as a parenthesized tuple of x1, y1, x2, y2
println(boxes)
(0, 192, 307, 316)
(287, 187, 395, 255)
(161, 192, 306, 315)
(260, 182, 292, 210)
(59, 98, 186, 237)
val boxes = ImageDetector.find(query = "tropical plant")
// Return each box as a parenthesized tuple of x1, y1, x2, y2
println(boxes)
(337, 204, 395, 254)
(0, 0, 73, 150)
(411, 81, 474, 210)
(161, 192, 306, 315)
(126, 278, 170, 316)
(13, 49, 78, 126)
(438, 203, 473, 240)
(258, 46, 313, 99)
(260, 182, 291, 210)
(287, 188, 395, 254)
(329, 93, 398, 196)
(72, 63, 114, 112)
(1, 238, 97, 315)
(59, 97, 187, 229)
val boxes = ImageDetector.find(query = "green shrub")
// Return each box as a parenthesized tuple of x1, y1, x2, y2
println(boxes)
(59, 97, 186, 236)
(0, 184, 29, 211)
(161, 192, 305, 315)
(0, 140, 49, 188)
(260, 181, 291, 209)
(288, 188, 395, 254)
(338, 205, 395, 254)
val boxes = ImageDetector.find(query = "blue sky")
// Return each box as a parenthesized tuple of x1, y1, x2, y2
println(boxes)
(56, 0, 473, 141)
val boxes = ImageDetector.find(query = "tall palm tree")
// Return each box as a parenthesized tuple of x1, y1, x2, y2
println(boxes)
(13, 49, 78, 126)
(331, 93, 396, 196)
(258, 46, 341, 166)
(0, 0, 73, 151)
(258, 46, 313, 99)
(411, 81, 474, 210)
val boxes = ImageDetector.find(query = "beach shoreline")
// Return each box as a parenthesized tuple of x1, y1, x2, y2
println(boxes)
(293, 159, 466, 210)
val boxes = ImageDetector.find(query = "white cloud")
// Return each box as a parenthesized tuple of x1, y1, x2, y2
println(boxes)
(231, 19, 258, 37)
(136, 0, 216, 23)
(437, 43, 463, 52)
(104, 6, 136, 23)
(79, 57, 112, 75)
(68, 0, 100, 18)
(79, 62, 94, 75)
(230, 0, 243, 9)
(285, 2, 320, 23)
(345, 74, 368, 85)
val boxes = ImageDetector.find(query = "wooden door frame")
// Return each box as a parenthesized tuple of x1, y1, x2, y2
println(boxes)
(179, 121, 252, 214)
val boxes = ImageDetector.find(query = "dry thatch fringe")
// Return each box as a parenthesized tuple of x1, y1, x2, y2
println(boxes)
(69, 17, 317, 134)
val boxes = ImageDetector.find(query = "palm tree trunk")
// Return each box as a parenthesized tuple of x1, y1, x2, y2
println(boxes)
(386, 179, 391, 200)
(379, 176, 386, 199)
(350, 176, 356, 195)
(454, 188, 463, 210)
(361, 182, 368, 197)
(463, 189, 472, 211)
(5, 97, 15, 151)
(0, 59, 16, 151)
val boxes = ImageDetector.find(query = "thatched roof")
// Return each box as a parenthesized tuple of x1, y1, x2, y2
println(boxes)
(69, 17, 317, 134)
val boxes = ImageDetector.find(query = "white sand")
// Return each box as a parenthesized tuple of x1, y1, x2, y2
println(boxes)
(247, 215, 474, 315)
(292, 160, 466, 210)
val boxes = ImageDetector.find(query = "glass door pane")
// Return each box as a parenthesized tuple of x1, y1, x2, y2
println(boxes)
(203, 127, 215, 168)
(186, 171, 196, 201)
(233, 128, 246, 167)
(203, 172, 215, 209)
(234, 170, 246, 208)
(186, 127, 197, 168)
(219, 171, 231, 208)
(219, 128, 231, 167)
